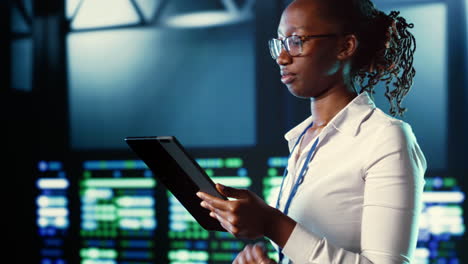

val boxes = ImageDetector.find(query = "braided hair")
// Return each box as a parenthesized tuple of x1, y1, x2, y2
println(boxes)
(320, 0, 416, 116)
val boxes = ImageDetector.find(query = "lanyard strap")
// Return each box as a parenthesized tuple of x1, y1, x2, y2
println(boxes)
(281, 137, 319, 215)
(275, 121, 317, 212)
(276, 121, 320, 263)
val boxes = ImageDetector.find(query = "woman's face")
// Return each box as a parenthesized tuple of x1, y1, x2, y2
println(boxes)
(276, 0, 343, 98)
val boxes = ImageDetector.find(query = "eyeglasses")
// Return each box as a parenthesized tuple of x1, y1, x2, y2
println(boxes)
(268, 34, 338, 60)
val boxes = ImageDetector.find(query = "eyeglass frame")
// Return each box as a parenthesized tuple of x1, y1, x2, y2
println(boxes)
(268, 34, 339, 60)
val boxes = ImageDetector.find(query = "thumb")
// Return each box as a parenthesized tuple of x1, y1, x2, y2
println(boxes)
(254, 242, 268, 253)
(216, 183, 249, 199)
(253, 242, 270, 261)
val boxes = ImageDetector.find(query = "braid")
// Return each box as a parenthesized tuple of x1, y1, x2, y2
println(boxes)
(320, 0, 417, 117)
(354, 10, 416, 117)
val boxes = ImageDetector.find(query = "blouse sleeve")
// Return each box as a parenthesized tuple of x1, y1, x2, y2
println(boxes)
(281, 121, 427, 264)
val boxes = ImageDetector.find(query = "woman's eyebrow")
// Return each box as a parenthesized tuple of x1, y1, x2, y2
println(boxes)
(278, 26, 308, 36)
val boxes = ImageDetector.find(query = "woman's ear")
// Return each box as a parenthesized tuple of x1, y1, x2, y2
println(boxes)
(337, 34, 358, 60)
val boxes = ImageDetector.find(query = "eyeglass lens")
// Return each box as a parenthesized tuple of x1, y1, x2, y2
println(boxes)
(269, 36, 302, 60)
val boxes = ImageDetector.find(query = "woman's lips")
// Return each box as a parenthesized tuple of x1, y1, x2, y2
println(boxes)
(281, 73, 296, 84)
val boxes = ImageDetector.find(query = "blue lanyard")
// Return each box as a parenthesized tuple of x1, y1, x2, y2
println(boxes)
(276, 121, 320, 263)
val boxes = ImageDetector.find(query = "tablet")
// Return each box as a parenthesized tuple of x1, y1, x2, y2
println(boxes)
(125, 136, 227, 232)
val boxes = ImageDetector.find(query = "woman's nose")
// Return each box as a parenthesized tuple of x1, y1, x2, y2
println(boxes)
(276, 47, 292, 66)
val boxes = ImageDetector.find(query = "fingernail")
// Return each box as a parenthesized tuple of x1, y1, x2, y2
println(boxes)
(200, 201, 206, 207)
(196, 192, 202, 198)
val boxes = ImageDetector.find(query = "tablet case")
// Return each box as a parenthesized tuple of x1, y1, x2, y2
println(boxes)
(125, 136, 227, 232)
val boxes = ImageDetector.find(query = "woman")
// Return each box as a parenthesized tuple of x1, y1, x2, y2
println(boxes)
(196, 0, 427, 263)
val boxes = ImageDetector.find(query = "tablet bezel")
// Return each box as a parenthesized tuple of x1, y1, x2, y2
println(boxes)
(125, 136, 227, 232)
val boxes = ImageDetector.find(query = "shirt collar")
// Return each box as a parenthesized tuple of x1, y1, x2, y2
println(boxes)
(284, 92, 376, 142)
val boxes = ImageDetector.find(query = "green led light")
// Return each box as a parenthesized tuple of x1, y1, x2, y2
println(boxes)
(117, 208, 154, 217)
(99, 160, 107, 169)
(197, 158, 224, 168)
(83, 171, 92, 178)
(269, 157, 286, 167)
(268, 168, 278, 177)
(124, 160, 136, 169)
(225, 158, 243, 168)
(80, 248, 117, 259)
(445, 206, 463, 216)
(440, 241, 455, 249)
(235, 241, 244, 250)
(221, 242, 231, 250)
(264, 177, 283, 186)
(170, 241, 184, 248)
(210, 241, 219, 249)
(212, 177, 251, 188)
(83, 178, 156, 188)
(93, 214, 117, 221)
(205, 169, 214, 177)
(211, 252, 235, 261)
(168, 250, 208, 261)
(443, 178, 457, 187)
(268, 252, 278, 261)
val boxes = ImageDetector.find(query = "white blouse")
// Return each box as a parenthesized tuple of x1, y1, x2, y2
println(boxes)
(275, 92, 427, 264)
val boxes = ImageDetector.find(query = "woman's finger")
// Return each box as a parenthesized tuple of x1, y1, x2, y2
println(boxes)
(233, 250, 247, 264)
(252, 244, 268, 261)
(214, 213, 237, 234)
(201, 200, 230, 220)
(243, 244, 254, 262)
(200, 197, 243, 227)
(197, 192, 231, 211)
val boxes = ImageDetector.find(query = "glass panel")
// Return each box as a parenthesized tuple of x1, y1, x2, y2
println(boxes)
(66, 0, 82, 19)
(11, 3, 30, 33)
(11, 38, 33, 92)
(71, 0, 140, 30)
(134, 0, 162, 21)
(68, 23, 255, 149)
(373, 3, 447, 170)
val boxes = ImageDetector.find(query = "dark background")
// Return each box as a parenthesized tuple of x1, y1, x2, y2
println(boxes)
(3, 0, 467, 263)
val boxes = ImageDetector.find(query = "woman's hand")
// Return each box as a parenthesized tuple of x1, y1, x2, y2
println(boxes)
(196, 183, 276, 239)
(233, 242, 277, 264)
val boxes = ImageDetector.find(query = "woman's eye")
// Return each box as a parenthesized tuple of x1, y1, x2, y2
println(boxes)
(289, 38, 301, 47)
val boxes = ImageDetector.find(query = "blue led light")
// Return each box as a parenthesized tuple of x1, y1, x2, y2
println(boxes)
(83, 160, 148, 170)
(237, 168, 247, 176)
(39, 161, 48, 172)
(113, 170, 122, 178)
(267, 157, 288, 167)
(44, 238, 64, 247)
(41, 249, 63, 257)
(194, 241, 208, 250)
(120, 250, 151, 259)
(144, 170, 153, 178)
(48, 161, 63, 171)
(433, 177, 444, 188)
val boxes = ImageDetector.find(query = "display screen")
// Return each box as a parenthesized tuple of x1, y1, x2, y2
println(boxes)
(34, 155, 466, 264)
(79, 160, 158, 264)
(168, 157, 253, 263)
(36, 161, 70, 264)
(67, 1, 256, 150)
